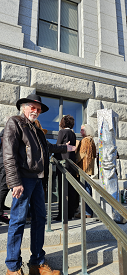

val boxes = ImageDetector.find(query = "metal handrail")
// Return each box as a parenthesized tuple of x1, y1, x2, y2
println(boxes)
(66, 159, 127, 220)
(53, 157, 127, 249)
(47, 157, 127, 275)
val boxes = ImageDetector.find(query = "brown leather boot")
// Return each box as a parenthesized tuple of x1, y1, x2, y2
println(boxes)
(29, 263, 61, 275)
(6, 267, 25, 275)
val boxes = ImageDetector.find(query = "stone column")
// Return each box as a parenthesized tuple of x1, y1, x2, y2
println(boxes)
(95, 0, 124, 72)
(0, 0, 24, 48)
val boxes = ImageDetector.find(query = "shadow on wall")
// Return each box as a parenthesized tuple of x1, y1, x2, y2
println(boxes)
(18, 0, 42, 52)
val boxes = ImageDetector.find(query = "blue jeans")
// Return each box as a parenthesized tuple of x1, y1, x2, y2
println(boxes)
(5, 178, 46, 272)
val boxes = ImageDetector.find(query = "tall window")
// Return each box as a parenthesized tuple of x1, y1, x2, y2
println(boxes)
(38, 0, 79, 56)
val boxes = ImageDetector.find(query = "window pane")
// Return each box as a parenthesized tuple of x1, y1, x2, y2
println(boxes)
(38, 97, 59, 131)
(40, 0, 58, 24)
(61, 27, 78, 55)
(63, 100, 82, 133)
(61, 0, 78, 30)
(38, 20, 58, 50)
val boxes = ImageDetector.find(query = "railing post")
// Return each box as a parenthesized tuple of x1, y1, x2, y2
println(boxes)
(46, 161, 53, 232)
(80, 177, 88, 275)
(61, 173, 64, 231)
(118, 241, 127, 275)
(62, 163, 68, 275)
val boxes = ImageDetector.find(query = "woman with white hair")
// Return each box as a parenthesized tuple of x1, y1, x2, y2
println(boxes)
(75, 124, 96, 218)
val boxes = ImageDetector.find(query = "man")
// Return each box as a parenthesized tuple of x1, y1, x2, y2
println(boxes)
(3, 94, 76, 275)
(75, 124, 96, 218)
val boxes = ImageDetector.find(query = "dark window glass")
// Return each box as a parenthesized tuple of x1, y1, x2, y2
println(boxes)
(38, 0, 78, 56)
(61, 27, 78, 55)
(61, 0, 78, 30)
(38, 21, 58, 50)
(40, 0, 58, 23)
(38, 96, 59, 131)
(38, 0, 58, 50)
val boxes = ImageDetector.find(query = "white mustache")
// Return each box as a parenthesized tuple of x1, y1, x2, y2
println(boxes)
(30, 113, 37, 116)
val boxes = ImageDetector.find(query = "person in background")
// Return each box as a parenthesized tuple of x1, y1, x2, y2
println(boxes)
(75, 124, 96, 219)
(54, 115, 79, 221)
(0, 129, 10, 224)
(3, 94, 76, 275)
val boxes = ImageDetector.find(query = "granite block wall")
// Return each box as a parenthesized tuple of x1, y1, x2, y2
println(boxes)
(0, 60, 127, 182)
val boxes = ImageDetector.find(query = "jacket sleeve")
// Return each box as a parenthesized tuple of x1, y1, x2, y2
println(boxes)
(47, 140, 67, 154)
(47, 130, 67, 154)
(3, 117, 23, 189)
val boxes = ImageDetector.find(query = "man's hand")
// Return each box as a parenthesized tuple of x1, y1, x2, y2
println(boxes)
(66, 141, 76, 152)
(12, 185, 24, 199)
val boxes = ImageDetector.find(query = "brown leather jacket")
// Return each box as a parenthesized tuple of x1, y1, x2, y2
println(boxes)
(3, 114, 67, 189)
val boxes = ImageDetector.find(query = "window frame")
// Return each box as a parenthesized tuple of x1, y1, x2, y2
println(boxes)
(38, 0, 81, 56)
(37, 93, 86, 140)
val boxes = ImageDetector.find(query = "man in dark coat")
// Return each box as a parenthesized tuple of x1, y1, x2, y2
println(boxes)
(3, 94, 76, 275)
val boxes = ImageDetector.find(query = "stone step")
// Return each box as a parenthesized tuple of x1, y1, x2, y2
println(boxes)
(0, 240, 118, 274)
(0, 218, 126, 273)
(0, 218, 122, 252)
(1, 188, 126, 274)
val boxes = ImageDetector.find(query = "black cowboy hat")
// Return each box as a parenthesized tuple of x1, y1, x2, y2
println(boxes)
(16, 94, 49, 113)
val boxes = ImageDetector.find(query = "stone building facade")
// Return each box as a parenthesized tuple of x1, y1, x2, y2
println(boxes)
(0, 0, 127, 186)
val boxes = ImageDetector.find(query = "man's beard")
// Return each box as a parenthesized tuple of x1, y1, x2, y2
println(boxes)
(28, 113, 38, 122)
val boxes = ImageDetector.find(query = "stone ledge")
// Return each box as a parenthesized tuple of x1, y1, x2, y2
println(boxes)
(31, 68, 94, 100)
(1, 44, 127, 87)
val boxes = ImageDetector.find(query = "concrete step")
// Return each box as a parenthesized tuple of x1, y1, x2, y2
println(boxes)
(0, 218, 122, 251)
(0, 217, 126, 273)
(0, 261, 120, 275)
(0, 239, 118, 274)
(1, 189, 126, 274)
